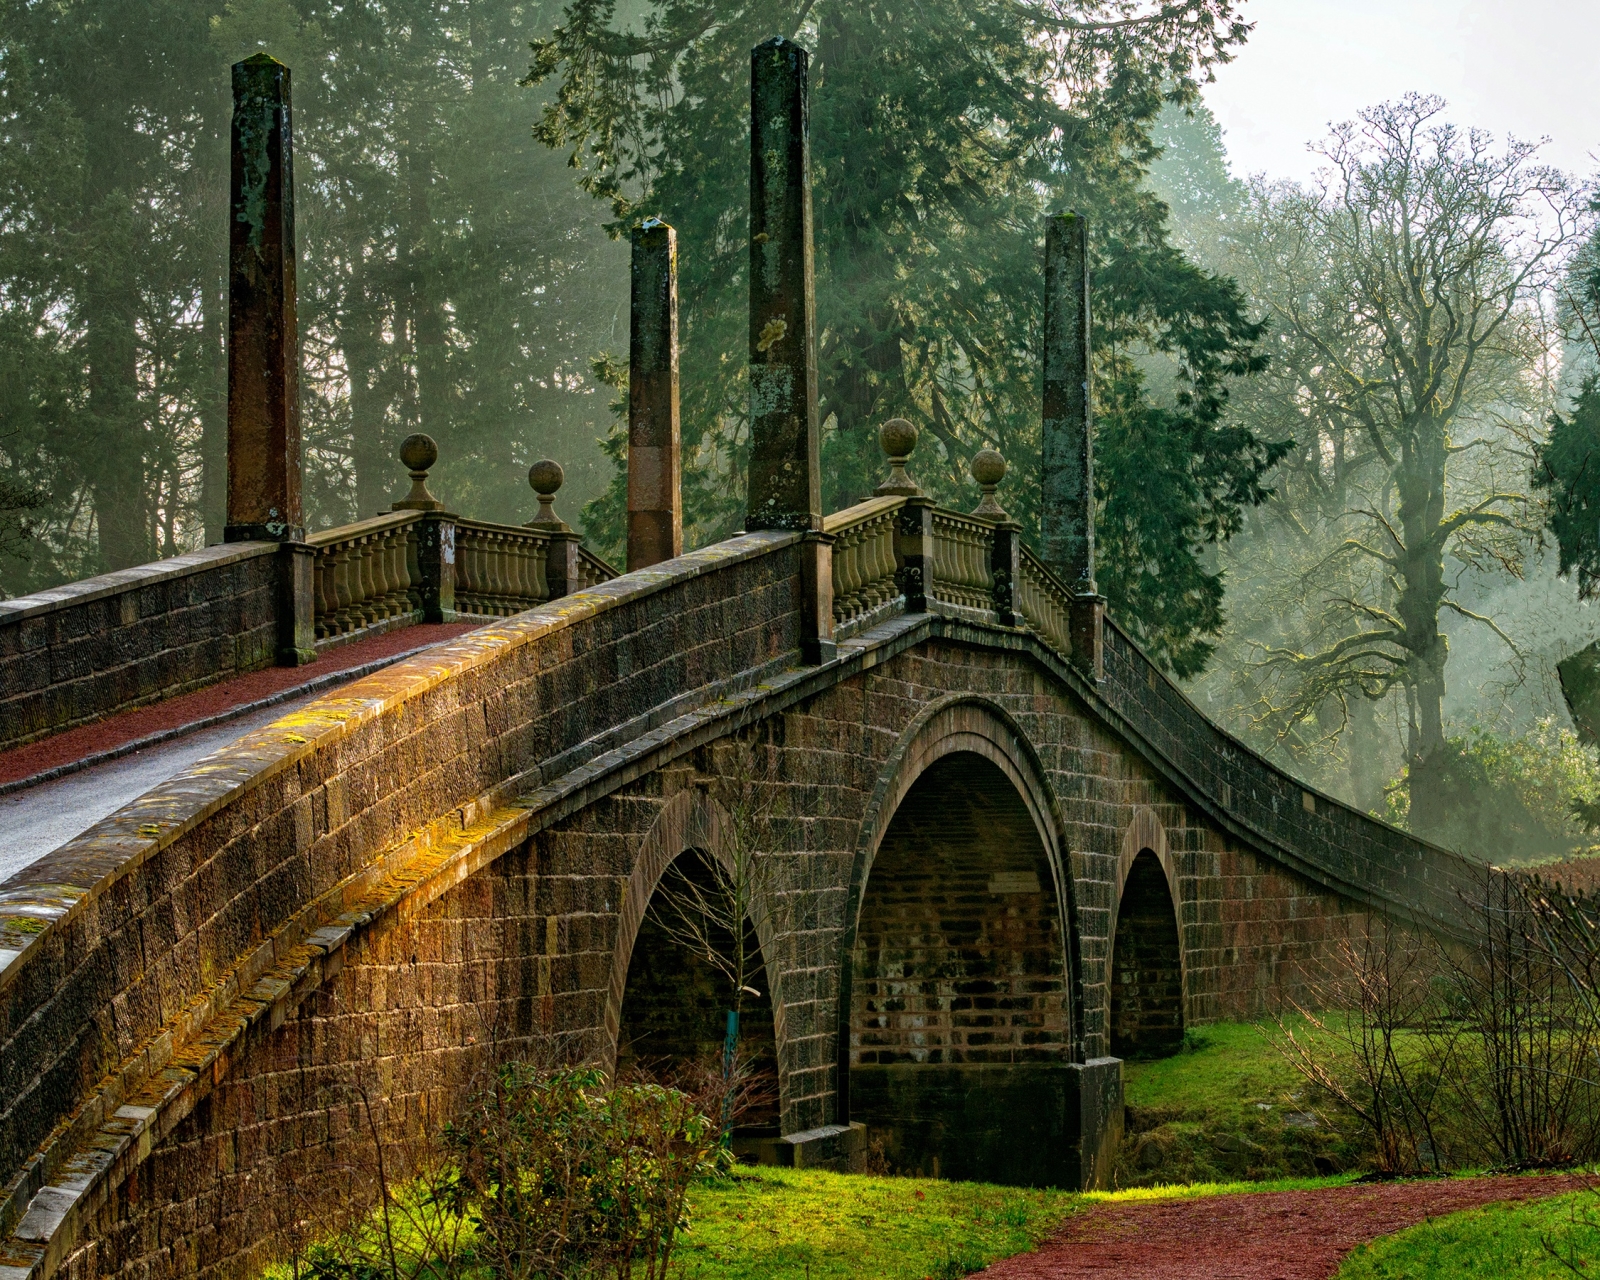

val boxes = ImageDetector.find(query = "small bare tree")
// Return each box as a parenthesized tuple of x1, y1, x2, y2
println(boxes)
(644, 739, 788, 1139)
(1271, 917, 1457, 1175)
(1438, 870, 1600, 1170)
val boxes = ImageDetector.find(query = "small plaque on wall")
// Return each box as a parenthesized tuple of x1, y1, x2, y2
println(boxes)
(988, 871, 1041, 895)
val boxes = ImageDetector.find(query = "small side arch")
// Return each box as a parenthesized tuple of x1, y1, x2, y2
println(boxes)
(1107, 806, 1185, 1058)
(601, 788, 787, 1089)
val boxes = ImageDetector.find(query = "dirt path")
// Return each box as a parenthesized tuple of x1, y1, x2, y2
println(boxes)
(982, 1174, 1584, 1279)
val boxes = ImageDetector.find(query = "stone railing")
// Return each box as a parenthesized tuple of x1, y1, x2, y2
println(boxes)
(0, 435, 616, 756)
(453, 520, 554, 618)
(1018, 546, 1074, 655)
(822, 425, 1086, 659)
(823, 496, 903, 627)
(929, 510, 996, 613)
(307, 511, 423, 641)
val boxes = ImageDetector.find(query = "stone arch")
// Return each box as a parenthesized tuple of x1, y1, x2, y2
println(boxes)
(602, 788, 783, 1126)
(835, 696, 1087, 1185)
(1108, 806, 1185, 1058)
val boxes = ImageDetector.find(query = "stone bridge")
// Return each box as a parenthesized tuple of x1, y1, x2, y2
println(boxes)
(0, 41, 1480, 1280)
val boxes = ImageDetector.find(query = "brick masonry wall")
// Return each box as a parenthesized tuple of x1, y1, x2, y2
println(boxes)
(0, 533, 805, 1271)
(4, 554, 1480, 1278)
(1110, 852, 1183, 1057)
(0, 544, 281, 752)
(850, 753, 1068, 1067)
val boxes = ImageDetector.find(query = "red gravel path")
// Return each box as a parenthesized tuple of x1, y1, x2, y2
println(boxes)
(982, 1174, 1584, 1279)
(0, 622, 478, 788)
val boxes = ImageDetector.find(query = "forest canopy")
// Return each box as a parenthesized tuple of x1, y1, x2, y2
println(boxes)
(527, 0, 1286, 674)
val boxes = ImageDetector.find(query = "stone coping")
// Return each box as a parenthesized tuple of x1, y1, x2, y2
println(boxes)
(0, 529, 798, 993)
(0, 542, 280, 626)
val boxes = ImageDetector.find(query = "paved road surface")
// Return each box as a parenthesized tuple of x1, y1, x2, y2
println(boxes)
(0, 689, 333, 883)
(0, 622, 478, 884)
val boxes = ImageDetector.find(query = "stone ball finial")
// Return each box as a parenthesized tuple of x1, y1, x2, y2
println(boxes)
(971, 448, 1006, 487)
(391, 433, 445, 512)
(970, 447, 1009, 519)
(873, 417, 925, 498)
(880, 417, 918, 459)
(527, 459, 569, 529)
(528, 459, 564, 497)
(400, 433, 438, 474)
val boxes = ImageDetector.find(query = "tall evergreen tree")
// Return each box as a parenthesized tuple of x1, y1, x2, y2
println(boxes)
(528, 0, 1284, 673)
(0, 0, 626, 595)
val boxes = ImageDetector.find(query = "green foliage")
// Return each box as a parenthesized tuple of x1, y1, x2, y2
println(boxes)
(441, 1064, 722, 1279)
(527, 0, 1284, 673)
(1537, 230, 1600, 599)
(1335, 1190, 1600, 1280)
(1188, 95, 1583, 797)
(1381, 719, 1600, 862)
(0, 0, 625, 596)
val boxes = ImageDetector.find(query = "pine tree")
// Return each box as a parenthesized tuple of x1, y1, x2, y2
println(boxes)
(528, 0, 1283, 672)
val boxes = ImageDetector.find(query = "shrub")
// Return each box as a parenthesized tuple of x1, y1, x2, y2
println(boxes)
(443, 1064, 724, 1279)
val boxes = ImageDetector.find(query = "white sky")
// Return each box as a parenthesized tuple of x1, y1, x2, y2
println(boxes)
(1203, 0, 1600, 183)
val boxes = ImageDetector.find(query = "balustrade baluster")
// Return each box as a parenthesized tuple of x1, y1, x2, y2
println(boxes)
(313, 551, 336, 638)
(371, 531, 396, 620)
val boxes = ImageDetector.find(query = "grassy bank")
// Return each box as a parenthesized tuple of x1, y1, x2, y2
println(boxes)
(672, 1167, 1352, 1278)
(1335, 1190, 1600, 1279)
(672, 1167, 1073, 1279)
(1119, 1021, 1372, 1186)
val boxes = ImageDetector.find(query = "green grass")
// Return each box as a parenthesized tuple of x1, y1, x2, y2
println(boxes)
(672, 1167, 1075, 1278)
(1124, 1021, 1316, 1119)
(1118, 1020, 1374, 1185)
(1335, 1190, 1600, 1279)
(673, 1165, 1358, 1278)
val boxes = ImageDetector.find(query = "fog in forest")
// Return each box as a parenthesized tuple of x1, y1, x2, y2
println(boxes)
(2, 0, 1598, 866)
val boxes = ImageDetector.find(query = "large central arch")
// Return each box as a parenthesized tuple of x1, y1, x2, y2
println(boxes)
(835, 697, 1119, 1188)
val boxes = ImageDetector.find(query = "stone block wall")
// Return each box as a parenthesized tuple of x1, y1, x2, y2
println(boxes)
(0, 533, 804, 1278)
(0, 543, 281, 752)
(850, 753, 1068, 1067)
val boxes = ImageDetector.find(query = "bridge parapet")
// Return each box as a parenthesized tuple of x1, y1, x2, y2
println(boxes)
(0, 443, 617, 756)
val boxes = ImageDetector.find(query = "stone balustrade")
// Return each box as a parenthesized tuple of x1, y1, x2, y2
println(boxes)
(1018, 546, 1075, 655)
(0, 439, 616, 754)
(823, 497, 902, 628)
(929, 510, 998, 613)
(307, 511, 424, 640)
(452, 520, 554, 618)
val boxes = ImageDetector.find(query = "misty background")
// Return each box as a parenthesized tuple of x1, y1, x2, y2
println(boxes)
(2, 0, 1598, 864)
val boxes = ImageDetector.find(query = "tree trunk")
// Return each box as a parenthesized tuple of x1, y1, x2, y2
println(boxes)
(83, 257, 150, 571)
(1395, 419, 1451, 832)
(345, 302, 394, 521)
(199, 274, 228, 543)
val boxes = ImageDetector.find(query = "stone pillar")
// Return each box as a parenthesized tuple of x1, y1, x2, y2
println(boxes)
(627, 219, 682, 571)
(746, 37, 822, 534)
(391, 433, 456, 622)
(748, 38, 831, 664)
(1042, 212, 1104, 679)
(875, 418, 932, 614)
(276, 543, 317, 665)
(225, 54, 303, 545)
(971, 449, 1021, 627)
